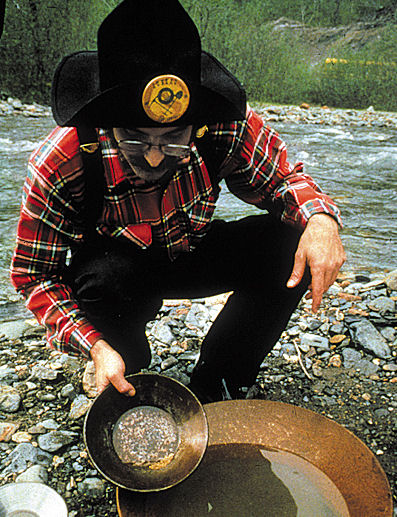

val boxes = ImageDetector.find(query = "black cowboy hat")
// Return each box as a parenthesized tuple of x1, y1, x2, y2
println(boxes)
(51, 0, 246, 128)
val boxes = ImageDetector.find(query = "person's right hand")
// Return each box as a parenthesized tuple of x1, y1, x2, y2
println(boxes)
(89, 339, 135, 396)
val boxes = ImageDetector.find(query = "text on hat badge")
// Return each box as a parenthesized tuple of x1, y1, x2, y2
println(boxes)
(142, 75, 190, 123)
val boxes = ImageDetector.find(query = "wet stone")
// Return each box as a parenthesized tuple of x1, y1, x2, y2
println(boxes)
(82, 361, 98, 398)
(330, 322, 345, 334)
(11, 431, 32, 443)
(36, 390, 56, 402)
(28, 423, 46, 434)
(150, 320, 175, 345)
(279, 343, 296, 356)
(37, 430, 77, 452)
(68, 394, 92, 420)
(0, 385, 21, 412)
(0, 320, 40, 341)
(300, 333, 329, 350)
(41, 418, 60, 430)
(31, 364, 59, 381)
(161, 356, 178, 371)
(56, 353, 81, 371)
(15, 464, 48, 483)
(385, 269, 397, 290)
(383, 363, 397, 372)
(380, 327, 396, 342)
(60, 383, 77, 400)
(1, 443, 52, 475)
(179, 351, 200, 362)
(77, 477, 105, 499)
(0, 365, 18, 383)
(349, 319, 391, 358)
(356, 359, 379, 377)
(185, 303, 211, 329)
(342, 348, 362, 368)
(367, 296, 395, 315)
(287, 325, 301, 337)
(0, 422, 19, 442)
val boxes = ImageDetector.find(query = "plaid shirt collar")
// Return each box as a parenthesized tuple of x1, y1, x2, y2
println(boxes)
(96, 128, 217, 259)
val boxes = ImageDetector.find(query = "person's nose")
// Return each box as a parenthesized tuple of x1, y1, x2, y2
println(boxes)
(144, 145, 165, 168)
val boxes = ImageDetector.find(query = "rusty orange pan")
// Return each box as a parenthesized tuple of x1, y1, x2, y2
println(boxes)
(117, 399, 392, 516)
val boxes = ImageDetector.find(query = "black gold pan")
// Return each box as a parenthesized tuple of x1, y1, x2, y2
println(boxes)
(83, 373, 208, 492)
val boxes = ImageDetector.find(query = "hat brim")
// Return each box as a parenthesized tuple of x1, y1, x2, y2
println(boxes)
(51, 51, 246, 127)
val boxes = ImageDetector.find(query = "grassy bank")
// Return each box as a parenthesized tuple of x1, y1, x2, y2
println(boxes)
(199, 18, 397, 112)
(0, 0, 396, 111)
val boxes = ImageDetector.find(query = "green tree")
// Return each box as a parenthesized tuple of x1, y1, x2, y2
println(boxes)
(0, 0, 115, 103)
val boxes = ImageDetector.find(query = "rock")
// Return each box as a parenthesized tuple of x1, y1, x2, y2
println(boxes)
(185, 303, 210, 329)
(77, 477, 105, 498)
(330, 322, 345, 334)
(0, 364, 18, 383)
(0, 320, 43, 341)
(28, 423, 46, 434)
(15, 464, 49, 483)
(329, 334, 347, 344)
(383, 363, 397, 372)
(280, 342, 297, 355)
(60, 383, 77, 400)
(356, 359, 379, 377)
(312, 365, 323, 377)
(0, 422, 19, 442)
(82, 361, 98, 398)
(11, 431, 32, 443)
(56, 353, 81, 371)
(380, 327, 396, 341)
(287, 325, 301, 337)
(36, 390, 56, 401)
(0, 385, 21, 412)
(160, 356, 178, 371)
(328, 355, 342, 367)
(342, 348, 362, 368)
(367, 296, 395, 316)
(163, 367, 190, 386)
(385, 269, 397, 290)
(2, 443, 52, 475)
(37, 431, 77, 452)
(30, 364, 59, 381)
(68, 395, 92, 420)
(179, 351, 200, 362)
(349, 319, 391, 358)
(41, 418, 60, 430)
(300, 333, 329, 350)
(150, 319, 175, 345)
(374, 408, 390, 418)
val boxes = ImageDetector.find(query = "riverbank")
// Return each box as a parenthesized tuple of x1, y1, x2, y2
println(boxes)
(1, 95, 397, 128)
(0, 269, 395, 515)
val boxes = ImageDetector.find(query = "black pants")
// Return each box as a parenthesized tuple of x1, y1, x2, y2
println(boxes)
(65, 215, 309, 389)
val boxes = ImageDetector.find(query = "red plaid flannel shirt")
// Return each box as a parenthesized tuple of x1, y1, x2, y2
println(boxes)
(10, 107, 342, 357)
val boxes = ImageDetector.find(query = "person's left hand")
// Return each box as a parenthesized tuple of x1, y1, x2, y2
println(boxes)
(286, 214, 346, 312)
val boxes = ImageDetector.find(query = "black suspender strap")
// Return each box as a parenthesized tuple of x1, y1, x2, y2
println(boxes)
(195, 134, 222, 196)
(76, 125, 105, 242)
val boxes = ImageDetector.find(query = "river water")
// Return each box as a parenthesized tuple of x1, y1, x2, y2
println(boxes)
(0, 114, 396, 301)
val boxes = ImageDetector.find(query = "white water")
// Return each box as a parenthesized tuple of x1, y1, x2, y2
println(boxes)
(1, 115, 396, 301)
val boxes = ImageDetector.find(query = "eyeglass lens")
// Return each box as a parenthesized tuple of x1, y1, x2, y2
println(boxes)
(118, 140, 190, 157)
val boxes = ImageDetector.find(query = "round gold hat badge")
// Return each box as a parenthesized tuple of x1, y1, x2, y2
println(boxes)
(142, 75, 190, 124)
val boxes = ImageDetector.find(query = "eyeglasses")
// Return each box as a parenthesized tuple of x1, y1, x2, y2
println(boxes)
(116, 139, 191, 158)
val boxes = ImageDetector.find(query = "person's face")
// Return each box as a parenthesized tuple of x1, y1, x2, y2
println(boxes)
(113, 125, 193, 183)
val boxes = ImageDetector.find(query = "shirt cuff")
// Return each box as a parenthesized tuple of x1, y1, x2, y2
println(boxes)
(295, 198, 343, 229)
